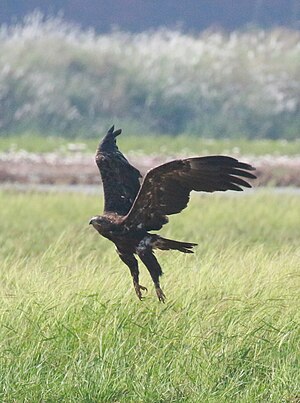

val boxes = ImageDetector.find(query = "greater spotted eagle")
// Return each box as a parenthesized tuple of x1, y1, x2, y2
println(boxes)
(89, 126, 256, 302)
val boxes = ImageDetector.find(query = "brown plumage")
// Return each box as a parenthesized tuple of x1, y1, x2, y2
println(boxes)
(89, 126, 256, 302)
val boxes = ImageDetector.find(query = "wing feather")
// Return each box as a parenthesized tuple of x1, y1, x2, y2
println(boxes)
(96, 126, 141, 215)
(123, 156, 256, 230)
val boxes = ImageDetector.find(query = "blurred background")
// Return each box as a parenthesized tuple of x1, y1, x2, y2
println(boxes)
(0, 1, 299, 187)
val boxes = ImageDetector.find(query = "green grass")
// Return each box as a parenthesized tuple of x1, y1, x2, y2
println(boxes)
(1, 132, 300, 156)
(0, 191, 299, 402)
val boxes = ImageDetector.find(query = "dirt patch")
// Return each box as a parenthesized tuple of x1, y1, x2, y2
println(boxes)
(1, 151, 300, 187)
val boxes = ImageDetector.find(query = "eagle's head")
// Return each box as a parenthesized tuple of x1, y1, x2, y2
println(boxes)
(89, 215, 112, 234)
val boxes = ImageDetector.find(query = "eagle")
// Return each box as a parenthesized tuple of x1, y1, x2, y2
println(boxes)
(89, 126, 256, 302)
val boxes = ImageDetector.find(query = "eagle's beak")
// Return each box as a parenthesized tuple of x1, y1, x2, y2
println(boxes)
(89, 219, 93, 225)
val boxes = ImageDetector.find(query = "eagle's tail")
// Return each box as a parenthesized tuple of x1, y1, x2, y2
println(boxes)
(154, 236, 197, 254)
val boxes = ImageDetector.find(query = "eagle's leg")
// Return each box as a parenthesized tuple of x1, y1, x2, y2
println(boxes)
(116, 250, 148, 300)
(138, 251, 166, 303)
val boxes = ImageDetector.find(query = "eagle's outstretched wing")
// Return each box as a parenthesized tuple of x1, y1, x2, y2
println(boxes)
(123, 156, 256, 231)
(95, 126, 141, 215)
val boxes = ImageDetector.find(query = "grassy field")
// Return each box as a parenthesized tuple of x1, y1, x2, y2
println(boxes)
(0, 191, 299, 402)
(1, 133, 300, 156)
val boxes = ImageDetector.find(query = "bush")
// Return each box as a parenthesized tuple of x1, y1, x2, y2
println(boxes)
(0, 13, 299, 138)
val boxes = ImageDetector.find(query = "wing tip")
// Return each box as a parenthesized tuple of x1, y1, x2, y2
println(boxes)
(97, 125, 123, 154)
(108, 125, 115, 134)
(107, 125, 122, 138)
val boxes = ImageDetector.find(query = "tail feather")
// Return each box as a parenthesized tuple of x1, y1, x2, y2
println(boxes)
(154, 236, 197, 254)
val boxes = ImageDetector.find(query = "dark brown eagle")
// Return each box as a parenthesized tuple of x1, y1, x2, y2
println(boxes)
(89, 126, 256, 302)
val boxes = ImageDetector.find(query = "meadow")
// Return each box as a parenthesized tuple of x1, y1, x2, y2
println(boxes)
(0, 190, 299, 402)
(1, 133, 300, 156)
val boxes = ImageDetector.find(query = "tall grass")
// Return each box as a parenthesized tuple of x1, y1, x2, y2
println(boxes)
(0, 13, 299, 139)
(0, 191, 299, 401)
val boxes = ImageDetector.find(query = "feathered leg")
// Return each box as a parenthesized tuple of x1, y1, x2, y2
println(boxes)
(138, 251, 166, 303)
(116, 249, 147, 300)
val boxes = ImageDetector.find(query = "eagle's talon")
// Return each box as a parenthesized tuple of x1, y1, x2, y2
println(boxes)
(156, 288, 166, 303)
(134, 283, 148, 300)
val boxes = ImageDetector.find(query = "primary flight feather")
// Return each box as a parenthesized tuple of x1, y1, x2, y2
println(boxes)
(89, 126, 256, 302)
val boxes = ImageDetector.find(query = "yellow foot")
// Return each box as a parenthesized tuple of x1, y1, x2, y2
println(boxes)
(134, 283, 148, 300)
(156, 287, 166, 303)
